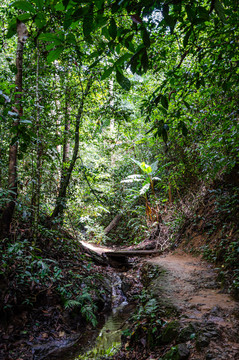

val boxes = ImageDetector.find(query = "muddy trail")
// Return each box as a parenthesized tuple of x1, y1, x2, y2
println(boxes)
(83, 241, 239, 359)
(147, 251, 239, 359)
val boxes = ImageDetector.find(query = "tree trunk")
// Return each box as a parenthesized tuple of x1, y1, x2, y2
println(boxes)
(51, 76, 92, 220)
(63, 82, 70, 164)
(0, 21, 28, 234)
(104, 214, 122, 235)
(32, 41, 42, 242)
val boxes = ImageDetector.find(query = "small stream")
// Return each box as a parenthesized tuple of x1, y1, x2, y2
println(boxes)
(44, 273, 135, 360)
(75, 274, 133, 359)
(77, 302, 133, 359)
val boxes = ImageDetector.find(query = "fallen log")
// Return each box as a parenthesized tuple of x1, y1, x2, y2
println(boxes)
(104, 214, 122, 235)
(79, 242, 108, 266)
(104, 250, 161, 258)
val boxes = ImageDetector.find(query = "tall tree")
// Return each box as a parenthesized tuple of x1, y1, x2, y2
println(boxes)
(1, 20, 28, 234)
(51, 75, 93, 220)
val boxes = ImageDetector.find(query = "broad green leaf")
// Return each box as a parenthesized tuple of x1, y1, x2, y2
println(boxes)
(6, 19, 17, 38)
(45, 39, 62, 49)
(129, 52, 139, 74)
(63, 0, 71, 8)
(142, 28, 150, 48)
(157, 105, 168, 115)
(179, 121, 188, 136)
(83, 5, 94, 38)
(114, 53, 131, 67)
(95, 0, 104, 10)
(124, 34, 135, 53)
(54, 2, 65, 11)
(101, 67, 114, 80)
(141, 50, 149, 73)
(18, 13, 32, 21)
(35, 13, 46, 29)
(198, 6, 209, 21)
(32, 0, 43, 10)
(39, 33, 59, 41)
(185, 5, 195, 22)
(95, 14, 108, 29)
(47, 46, 64, 63)
(102, 26, 111, 41)
(129, 47, 146, 75)
(161, 95, 168, 109)
(116, 69, 131, 91)
(13, 1, 36, 13)
(214, 0, 226, 23)
(66, 33, 76, 45)
(46, 43, 57, 51)
(109, 18, 117, 40)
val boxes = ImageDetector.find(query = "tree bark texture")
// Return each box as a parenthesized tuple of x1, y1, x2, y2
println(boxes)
(63, 83, 70, 164)
(32, 41, 42, 241)
(0, 21, 28, 234)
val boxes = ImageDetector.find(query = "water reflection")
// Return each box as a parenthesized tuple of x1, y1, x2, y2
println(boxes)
(76, 302, 133, 360)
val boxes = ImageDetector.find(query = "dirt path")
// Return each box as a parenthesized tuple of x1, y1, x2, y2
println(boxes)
(80, 241, 239, 358)
(147, 250, 239, 359)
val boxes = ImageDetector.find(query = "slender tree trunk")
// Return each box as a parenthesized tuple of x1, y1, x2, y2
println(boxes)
(109, 79, 115, 166)
(33, 41, 42, 241)
(0, 21, 28, 234)
(51, 76, 92, 220)
(63, 81, 70, 164)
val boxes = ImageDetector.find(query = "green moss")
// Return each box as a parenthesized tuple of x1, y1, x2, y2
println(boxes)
(160, 320, 180, 344)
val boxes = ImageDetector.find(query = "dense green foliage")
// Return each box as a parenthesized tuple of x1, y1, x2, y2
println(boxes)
(0, 0, 238, 283)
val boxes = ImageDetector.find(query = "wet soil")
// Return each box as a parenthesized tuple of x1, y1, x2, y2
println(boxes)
(147, 250, 239, 359)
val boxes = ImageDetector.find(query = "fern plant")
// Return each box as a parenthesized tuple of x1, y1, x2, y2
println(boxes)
(63, 289, 98, 327)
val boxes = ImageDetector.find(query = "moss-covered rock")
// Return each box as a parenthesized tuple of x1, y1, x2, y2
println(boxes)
(160, 320, 180, 344)
(178, 322, 198, 342)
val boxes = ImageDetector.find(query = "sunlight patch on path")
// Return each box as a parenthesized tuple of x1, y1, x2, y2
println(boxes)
(80, 241, 113, 255)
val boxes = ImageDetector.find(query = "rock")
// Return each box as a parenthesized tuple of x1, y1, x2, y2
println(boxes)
(196, 334, 210, 350)
(177, 343, 190, 359)
(178, 323, 198, 342)
(162, 343, 190, 360)
(160, 321, 180, 344)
